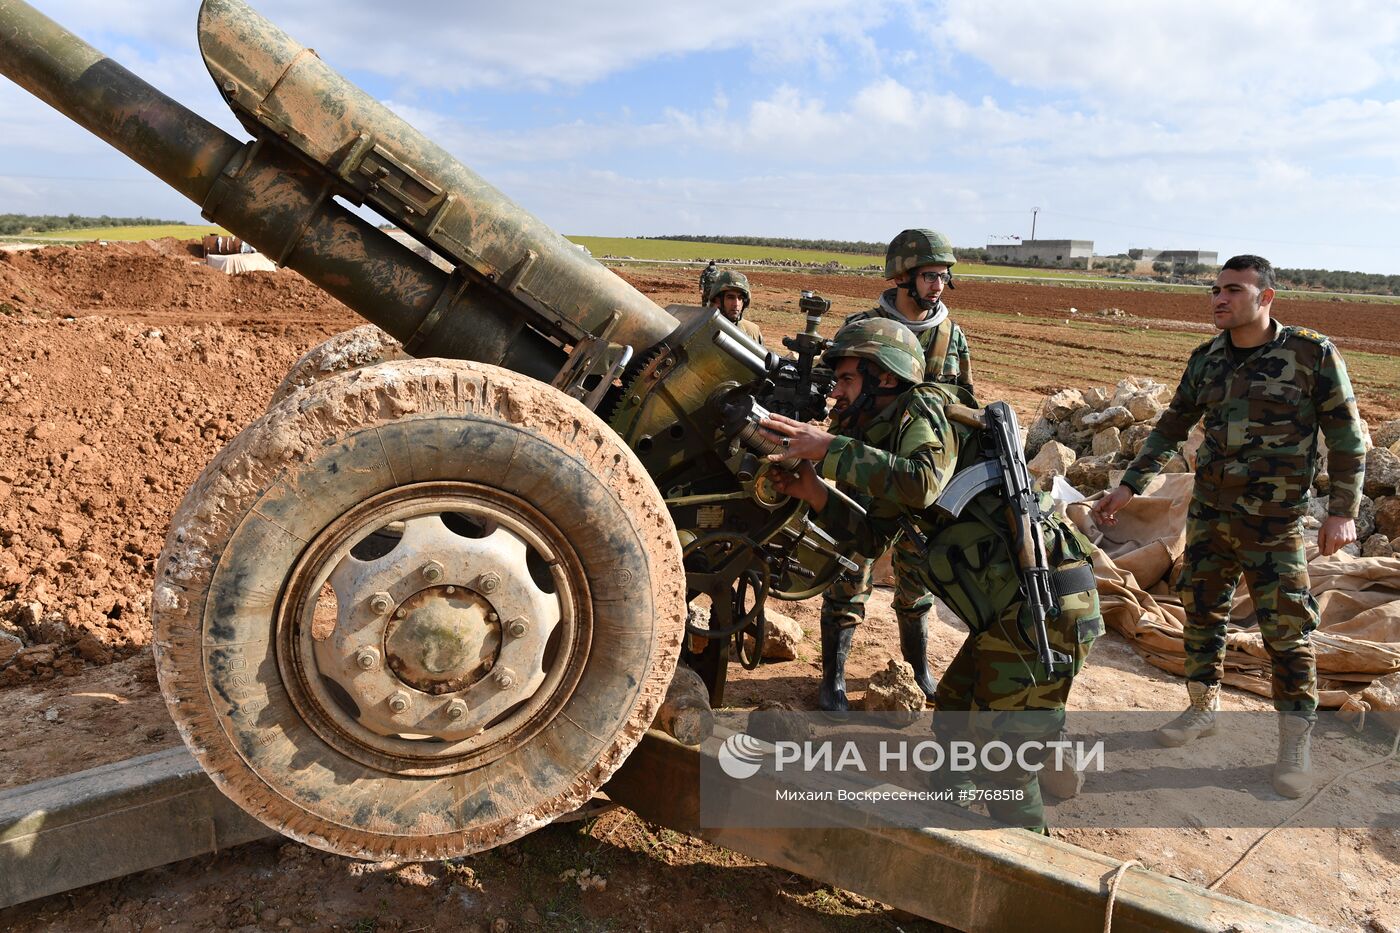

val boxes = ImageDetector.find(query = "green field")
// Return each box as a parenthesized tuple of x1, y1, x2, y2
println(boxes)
(24, 223, 223, 242)
(567, 236, 1155, 284)
(566, 236, 883, 269)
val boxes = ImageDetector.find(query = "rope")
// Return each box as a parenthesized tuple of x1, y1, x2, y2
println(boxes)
(1208, 720, 1400, 891)
(1102, 858, 1141, 933)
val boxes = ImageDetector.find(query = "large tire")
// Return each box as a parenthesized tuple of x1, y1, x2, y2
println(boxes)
(268, 324, 408, 407)
(154, 359, 685, 860)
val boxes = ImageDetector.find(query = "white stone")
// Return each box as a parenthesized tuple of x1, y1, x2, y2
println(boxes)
(862, 659, 926, 723)
(1091, 427, 1122, 457)
(1043, 389, 1086, 423)
(1364, 447, 1400, 498)
(1028, 440, 1077, 479)
(762, 610, 805, 662)
(1082, 406, 1134, 431)
(1125, 393, 1164, 423)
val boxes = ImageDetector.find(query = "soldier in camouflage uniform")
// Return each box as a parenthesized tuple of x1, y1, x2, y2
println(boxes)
(763, 319, 1102, 831)
(706, 269, 765, 345)
(818, 229, 975, 710)
(699, 259, 718, 304)
(1093, 254, 1364, 799)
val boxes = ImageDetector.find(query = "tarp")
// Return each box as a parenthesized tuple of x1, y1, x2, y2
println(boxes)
(1062, 474, 1400, 708)
(205, 252, 277, 274)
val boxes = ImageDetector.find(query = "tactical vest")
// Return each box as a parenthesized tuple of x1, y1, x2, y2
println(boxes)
(892, 385, 1096, 635)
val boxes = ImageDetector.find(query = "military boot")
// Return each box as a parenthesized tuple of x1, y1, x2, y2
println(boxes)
(1155, 681, 1221, 747)
(1272, 714, 1314, 799)
(897, 612, 937, 703)
(818, 619, 853, 717)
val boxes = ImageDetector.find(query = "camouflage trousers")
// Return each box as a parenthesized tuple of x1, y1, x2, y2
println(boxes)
(927, 571, 1102, 832)
(1177, 500, 1319, 714)
(819, 537, 934, 630)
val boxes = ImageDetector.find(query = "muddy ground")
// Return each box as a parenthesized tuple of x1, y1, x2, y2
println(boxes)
(0, 242, 1397, 932)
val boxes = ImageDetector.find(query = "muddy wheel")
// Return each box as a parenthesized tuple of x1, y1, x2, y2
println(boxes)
(268, 324, 408, 407)
(154, 359, 685, 860)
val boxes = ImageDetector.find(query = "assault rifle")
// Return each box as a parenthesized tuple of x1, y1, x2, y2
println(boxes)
(933, 401, 1075, 675)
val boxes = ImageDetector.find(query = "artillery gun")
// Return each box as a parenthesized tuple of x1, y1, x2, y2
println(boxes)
(0, 0, 850, 860)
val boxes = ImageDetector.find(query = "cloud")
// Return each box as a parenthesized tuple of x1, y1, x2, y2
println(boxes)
(262, 0, 887, 91)
(935, 0, 1400, 110)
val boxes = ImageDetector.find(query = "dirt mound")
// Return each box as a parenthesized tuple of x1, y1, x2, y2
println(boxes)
(0, 242, 361, 683)
(0, 239, 358, 328)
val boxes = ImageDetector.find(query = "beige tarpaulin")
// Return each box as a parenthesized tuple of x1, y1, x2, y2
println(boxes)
(1062, 474, 1400, 708)
(206, 252, 277, 274)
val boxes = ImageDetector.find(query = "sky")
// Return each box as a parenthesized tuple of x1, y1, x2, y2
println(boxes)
(3, 0, 1400, 274)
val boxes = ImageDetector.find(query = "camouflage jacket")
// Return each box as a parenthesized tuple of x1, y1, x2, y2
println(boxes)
(818, 385, 1094, 632)
(1121, 322, 1365, 518)
(698, 263, 717, 300)
(845, 291, 973, 393)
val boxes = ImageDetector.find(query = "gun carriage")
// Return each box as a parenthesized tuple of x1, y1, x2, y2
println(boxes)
(0, 0, 854, 859)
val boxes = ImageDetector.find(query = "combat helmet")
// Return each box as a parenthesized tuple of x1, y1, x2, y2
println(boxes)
(706, 269, 751, 308)
(885, 228, 956, 280)
(822, 318, 925, 385)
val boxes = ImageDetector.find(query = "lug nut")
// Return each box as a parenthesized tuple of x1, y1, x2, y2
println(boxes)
(492, 668, 515, 689)
(369, 592, 392, 615)
(421, 560, 444, 583)
(395, 608, 406, 619)
(477, 572, 501, 594)
(487, 611, 499, 624)
(445, 585, 456, 595)
(446, 699, 468, 721)
(507, 618, 528, 638)
(354, 647, 379, 670)
(388, 691, 411, 714)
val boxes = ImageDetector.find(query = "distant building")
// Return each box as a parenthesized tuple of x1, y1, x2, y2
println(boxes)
(985, 239, 1094, 268)
(1127, 248, 1218, 265)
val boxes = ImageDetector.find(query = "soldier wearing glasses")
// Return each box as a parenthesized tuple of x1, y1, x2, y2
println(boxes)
(815, 229, 975, 712)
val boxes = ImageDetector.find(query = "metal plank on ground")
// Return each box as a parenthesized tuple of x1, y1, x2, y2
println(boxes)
(0, 735, 1323, 932)
(0, 747, 273, 908)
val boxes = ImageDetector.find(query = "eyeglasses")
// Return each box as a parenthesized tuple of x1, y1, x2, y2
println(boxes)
(917, 271, 952, 285)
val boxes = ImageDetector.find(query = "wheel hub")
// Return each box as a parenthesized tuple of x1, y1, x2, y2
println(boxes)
(384, 586, 501, 693)
(286, 490, 580, 765)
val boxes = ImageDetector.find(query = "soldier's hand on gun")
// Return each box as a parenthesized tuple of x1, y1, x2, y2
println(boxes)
(1091, 484, 1135, 527)
(767, 461, 829, 511)
(1318, 515, 1357, 557)
(758, 412, 835, 462)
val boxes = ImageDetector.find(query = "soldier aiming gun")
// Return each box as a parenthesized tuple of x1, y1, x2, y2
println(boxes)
(761, 318, 1101, 832)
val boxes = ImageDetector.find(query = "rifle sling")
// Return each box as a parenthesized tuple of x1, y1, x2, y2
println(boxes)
(1049, 562, 1096, 599)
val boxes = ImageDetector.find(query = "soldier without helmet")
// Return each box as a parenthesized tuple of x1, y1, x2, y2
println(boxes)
(1093, 254, 1365, 799)
(761, 318, 1101, 832)
(817, 229, 976, 711)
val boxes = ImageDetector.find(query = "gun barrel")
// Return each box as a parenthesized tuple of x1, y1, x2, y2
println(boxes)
(0, 0, 679, 379)
(0, 0, 242, 206)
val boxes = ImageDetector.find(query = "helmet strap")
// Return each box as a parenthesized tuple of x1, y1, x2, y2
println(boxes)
(902, 274, 940, 313)
(843, 360, 904, 439)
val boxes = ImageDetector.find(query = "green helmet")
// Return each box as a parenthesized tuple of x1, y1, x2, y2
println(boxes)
(706, 269, 751, 308)
(822, 318, 925, 385)
(884, 228, 956, 280)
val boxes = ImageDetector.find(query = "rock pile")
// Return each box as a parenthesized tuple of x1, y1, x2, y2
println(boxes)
(1025, 378, 1400, 560)
(1024, 377, 1179, 495)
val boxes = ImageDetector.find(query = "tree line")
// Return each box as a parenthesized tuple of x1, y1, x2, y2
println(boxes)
(651, 234, 989, 263)
(1275, 267, 1400, 297)
(0, 213, 185, 235)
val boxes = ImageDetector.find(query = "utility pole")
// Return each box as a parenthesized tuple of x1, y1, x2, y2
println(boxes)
(1031, 207, 1040, 242)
